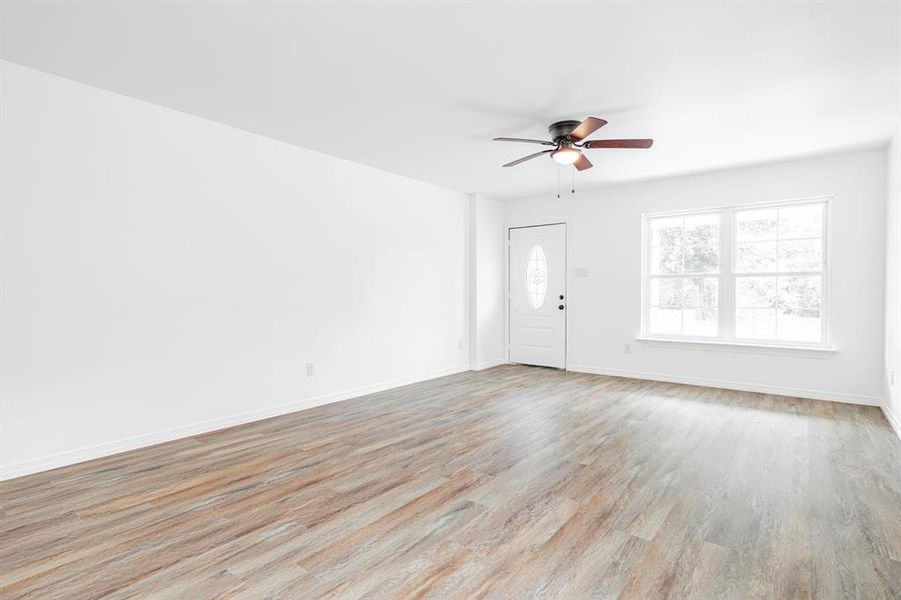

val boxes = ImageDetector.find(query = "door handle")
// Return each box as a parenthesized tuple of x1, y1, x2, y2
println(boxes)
(558, 305, 565, 310)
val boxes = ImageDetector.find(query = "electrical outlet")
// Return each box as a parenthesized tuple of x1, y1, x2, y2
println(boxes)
(306, 362, 315, 377)
(624, 343, 632, 354)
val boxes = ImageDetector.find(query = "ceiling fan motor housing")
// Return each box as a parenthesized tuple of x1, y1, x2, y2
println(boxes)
(548, 120, 582, 143)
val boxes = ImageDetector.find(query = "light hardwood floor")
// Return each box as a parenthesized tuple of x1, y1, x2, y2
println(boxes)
(1, 365, 900, 598)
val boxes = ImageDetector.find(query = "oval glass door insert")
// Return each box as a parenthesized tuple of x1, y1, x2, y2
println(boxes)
(526, 245, 548, 309)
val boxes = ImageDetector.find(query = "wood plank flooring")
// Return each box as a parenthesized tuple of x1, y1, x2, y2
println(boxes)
(1, 365, 900, 598)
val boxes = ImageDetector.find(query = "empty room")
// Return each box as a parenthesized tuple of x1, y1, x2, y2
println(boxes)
(1, 1, 900, 598)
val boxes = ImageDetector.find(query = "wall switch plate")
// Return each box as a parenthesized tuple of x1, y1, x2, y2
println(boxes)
(892, 370, 896, 386)
(458, 340, 463, 350)
(624, 343, 632, 354)
(306, 362, 315, 377)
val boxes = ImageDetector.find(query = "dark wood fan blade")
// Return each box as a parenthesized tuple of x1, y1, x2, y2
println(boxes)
(583, 139, 654, 149)
(567, 117, 607, 141)
(503, 149, 553, 167)
(493, 137, 555, 145)
(573, 154, 593, 171)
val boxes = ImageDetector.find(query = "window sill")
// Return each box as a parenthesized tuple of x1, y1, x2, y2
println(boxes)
(634, 336, 837, 358)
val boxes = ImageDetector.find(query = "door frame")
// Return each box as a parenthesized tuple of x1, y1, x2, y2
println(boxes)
(506, 222, 568, 368)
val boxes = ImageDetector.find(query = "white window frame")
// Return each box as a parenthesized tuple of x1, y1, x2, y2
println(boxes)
(640, 196, 833, 351)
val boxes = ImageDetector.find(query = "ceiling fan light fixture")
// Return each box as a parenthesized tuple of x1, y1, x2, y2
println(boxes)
(551, 147, 581, 165)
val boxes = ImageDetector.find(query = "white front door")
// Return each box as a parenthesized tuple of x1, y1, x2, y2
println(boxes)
(509, 224, 566, 368)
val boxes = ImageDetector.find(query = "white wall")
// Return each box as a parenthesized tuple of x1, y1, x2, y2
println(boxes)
(0, 61, 471, 478)
(505, 150, 887, 405)
(470, 194, 506, 370)
(885, 127, 901, 436)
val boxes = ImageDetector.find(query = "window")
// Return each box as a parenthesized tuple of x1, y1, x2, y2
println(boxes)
(734, 203, 824, 343)
(526, 244, 548, 309)
(642, 198, 829, 347)
(647, 213, 720, 336)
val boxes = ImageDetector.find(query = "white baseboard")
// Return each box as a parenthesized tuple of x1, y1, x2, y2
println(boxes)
(566, 365, 883, 407)
(883, 403, 901, 440)
(470, 358, 506, 371)
(0, 363, 470, 482)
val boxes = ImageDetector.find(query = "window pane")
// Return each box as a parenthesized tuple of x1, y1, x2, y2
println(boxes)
(778, 238, 822, 272)
(736, 308, 777, 339)
(778, 204, 823, 240)
(650, 214, 719, 275)
(778, 276, 822, 313)
(699, 277, 719, 308)
(680, 277, 718, 307)
(651, 277, 718, 308)
(651, 216, 683, 247)
(650, 278, 683, 308)
(683, 240, 718, 274)
(649, 277, 718, 336)
(650, 216, 684, 275)
(526, 245, 548, 309)
(736, 241, 777, 272)
(681, 278, 700, 306)
(734, 276, 822, 342)
(649, 307, 681, 334)
(651, 245, 682, 275)
(737, 208, 777, 242)
(684, 213, 719, 239)
(736, 277, 777, 308)
(777, 306, 821, 342)
(683, 214, 719, 273)
(683, 307, 718, 336)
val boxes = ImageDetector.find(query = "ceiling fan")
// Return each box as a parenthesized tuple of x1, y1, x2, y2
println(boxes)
(493, 117, 653, 171)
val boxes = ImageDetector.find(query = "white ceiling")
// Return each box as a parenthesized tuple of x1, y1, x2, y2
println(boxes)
(2, 1, 899, 200)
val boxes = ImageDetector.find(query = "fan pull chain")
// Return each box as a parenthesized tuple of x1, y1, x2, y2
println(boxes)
(571, 168, 575, 195)
(556, 167, 561, 199)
